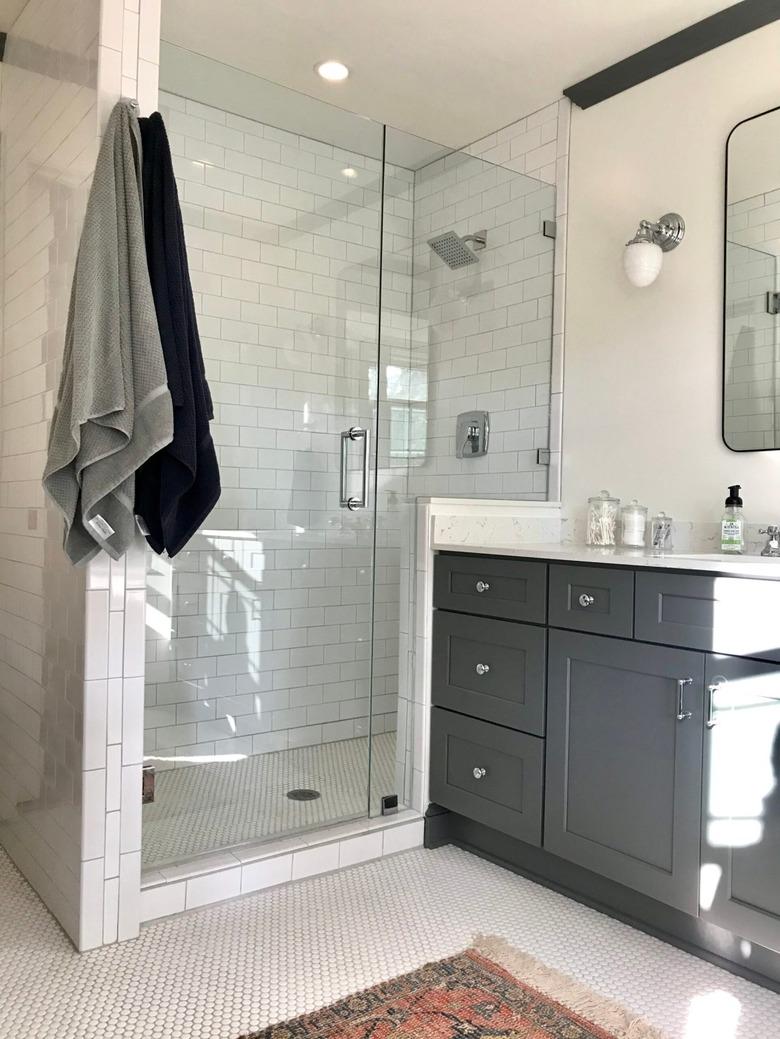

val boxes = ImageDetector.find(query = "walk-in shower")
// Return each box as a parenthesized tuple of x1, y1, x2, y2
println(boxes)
(141, 37, 555, 871)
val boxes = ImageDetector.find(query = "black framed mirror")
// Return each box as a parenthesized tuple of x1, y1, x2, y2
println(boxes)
(723, 105, 780, 452)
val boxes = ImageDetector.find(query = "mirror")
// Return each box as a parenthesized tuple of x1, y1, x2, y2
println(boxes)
(724, 106, 780, 451)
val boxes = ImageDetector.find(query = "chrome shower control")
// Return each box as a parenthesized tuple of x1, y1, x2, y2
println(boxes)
(475, 663, 490, 676)
(475, 580, 490, 593)
(472, 767, 486, 780)
(578, 593, 595, 607)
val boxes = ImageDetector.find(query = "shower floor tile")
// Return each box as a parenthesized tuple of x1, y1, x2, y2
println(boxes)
(1, 843, 779, 1039)
(143, 732, 397, 869)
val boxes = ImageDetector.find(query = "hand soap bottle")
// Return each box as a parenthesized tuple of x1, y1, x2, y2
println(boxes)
(721, 485, 745, 554)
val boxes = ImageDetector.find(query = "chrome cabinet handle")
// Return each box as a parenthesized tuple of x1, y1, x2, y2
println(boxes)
(475, 580, 490, 593)
(578, 593, 595, 608)
(339, 427, 370, 511)
(676, 677, 693, 721)
(472, 767, 486, 780)
(475, 663, 490, 676)
(706, 683, 721, 729)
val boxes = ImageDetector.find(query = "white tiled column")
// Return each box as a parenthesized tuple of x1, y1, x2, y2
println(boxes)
(79, 0, 161, 951)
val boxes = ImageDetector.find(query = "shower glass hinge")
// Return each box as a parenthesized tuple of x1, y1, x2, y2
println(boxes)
(381, 794, 399, 816)
(142, 766, 155, 804)
(767, 291, 780, 315)
(543, 220, 557, 239)
(536, 449, 551, 465)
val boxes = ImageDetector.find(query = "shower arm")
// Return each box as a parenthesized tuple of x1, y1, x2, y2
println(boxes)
(461, 230, 487, 250)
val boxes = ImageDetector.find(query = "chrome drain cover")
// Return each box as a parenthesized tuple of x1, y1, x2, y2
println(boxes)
(286, 788, 321, 802)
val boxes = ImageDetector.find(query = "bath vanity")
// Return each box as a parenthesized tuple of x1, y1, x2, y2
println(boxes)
(425, 546, 780, 990)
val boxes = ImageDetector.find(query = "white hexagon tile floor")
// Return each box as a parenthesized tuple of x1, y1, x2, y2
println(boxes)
(2, 845, 780, 1039)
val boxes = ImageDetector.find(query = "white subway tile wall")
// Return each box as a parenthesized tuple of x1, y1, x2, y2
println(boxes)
(725, 193, 780, 448)
(0, 0, 100, 948)
(142, 93, 411, 792)
(408, 155, 555, 498)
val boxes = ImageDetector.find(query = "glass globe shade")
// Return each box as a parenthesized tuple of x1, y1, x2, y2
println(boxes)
(623, 239, 663, 287)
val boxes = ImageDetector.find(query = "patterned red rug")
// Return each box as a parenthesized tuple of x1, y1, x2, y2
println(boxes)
(241, 936, 665, 1039)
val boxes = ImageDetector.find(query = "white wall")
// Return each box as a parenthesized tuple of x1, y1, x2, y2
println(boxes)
(563, 23, 780, 530)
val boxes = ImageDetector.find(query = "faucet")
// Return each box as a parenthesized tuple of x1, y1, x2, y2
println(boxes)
(759, 526, 780, 556)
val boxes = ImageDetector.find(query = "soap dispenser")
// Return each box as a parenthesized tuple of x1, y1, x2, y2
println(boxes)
(721, 485, 745, 554)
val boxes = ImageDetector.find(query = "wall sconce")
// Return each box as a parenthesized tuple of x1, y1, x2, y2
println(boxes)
(623, 212, 685, 287)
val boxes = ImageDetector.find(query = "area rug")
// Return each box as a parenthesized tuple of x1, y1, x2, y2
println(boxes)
(240, 935, 666, 1039)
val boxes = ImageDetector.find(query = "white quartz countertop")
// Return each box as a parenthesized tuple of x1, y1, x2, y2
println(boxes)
(431, 540, 780, 580)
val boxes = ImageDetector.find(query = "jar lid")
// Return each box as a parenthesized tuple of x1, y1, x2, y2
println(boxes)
(588, 489, 619, 504)
(621, 498, 646, 514)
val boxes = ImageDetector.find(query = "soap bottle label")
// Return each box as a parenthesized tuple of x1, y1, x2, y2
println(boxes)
(721, 519, 743, 551)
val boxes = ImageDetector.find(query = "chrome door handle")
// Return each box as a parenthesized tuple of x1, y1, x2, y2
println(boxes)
(578, 593, 595, 608)
(339, 427, 370, 510)
(475, 580, 490, 593)
(472, 767, 486, 780)
(676, 677, 693, 721)
(706, 683, 721, 729)
(475, 663, 490, 676)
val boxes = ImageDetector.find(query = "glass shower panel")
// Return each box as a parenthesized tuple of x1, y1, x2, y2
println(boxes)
(368, 130, 557, 816)
(142, 62, 388, 870)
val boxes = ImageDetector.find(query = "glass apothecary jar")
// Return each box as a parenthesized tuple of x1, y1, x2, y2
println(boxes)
(620, 499, 647, 548)
(586, 490, 620, 546)
(650, 512, 673, 554)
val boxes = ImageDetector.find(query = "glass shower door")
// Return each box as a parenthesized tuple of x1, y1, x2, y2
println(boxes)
(142, 71, 389, 869)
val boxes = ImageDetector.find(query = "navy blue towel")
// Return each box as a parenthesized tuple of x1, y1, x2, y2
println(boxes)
(134, 112, 220, 556)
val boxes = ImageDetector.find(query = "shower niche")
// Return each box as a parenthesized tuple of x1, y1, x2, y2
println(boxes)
(141, 41, 556, 872)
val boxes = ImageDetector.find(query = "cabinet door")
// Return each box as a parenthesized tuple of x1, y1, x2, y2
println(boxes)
(545, 630, 704, 914)
(702, 655, 780, 952)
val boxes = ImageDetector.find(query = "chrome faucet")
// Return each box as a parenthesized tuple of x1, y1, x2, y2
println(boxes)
(759, 526, 780, 556)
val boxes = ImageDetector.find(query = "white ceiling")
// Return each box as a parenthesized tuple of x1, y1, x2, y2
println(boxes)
(161, 0, 740, 149)
(0, 0, 28, 30)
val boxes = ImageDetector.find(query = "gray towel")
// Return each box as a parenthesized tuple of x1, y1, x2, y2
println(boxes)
(43, 100, 173, 565)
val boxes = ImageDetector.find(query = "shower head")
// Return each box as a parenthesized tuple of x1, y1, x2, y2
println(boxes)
(427, 229, 487, 270)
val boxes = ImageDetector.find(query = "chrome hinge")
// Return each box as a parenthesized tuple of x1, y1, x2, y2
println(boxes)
(543, 220, 557, 239)
(536, 448, 551, 465)
(767, 292, 780, 316)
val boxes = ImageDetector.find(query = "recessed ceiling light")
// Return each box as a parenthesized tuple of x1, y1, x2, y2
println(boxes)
(342, 167, 357, 178)
(315, 60, 350, 82)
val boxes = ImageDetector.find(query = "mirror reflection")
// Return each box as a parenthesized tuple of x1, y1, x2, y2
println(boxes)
(724, 107, 780, 451)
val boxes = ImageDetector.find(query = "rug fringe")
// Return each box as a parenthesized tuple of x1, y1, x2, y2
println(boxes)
(471, 935, 668, 1039)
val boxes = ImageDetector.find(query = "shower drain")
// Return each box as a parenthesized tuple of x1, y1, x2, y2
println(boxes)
(286, 788, 321, 802)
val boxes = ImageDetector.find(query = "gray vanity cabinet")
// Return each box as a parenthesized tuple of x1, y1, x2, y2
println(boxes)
(701, 654, 780, 952)
(544, 629, 705, 914)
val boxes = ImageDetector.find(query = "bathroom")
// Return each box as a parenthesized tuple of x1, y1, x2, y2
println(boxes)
(1, 1, 780, 1037)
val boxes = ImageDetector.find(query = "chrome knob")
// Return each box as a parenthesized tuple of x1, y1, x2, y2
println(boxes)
(475, 580, 490, 593)
(578, 593, 595, 608)
(472, 767, 486, 780)
(475, 663, 490, 676)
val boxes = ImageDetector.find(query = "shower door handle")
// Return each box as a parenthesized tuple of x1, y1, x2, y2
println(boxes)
(340, 427, 370, 511)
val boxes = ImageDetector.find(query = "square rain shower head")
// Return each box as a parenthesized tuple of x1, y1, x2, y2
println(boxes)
(427, 230, 481, 270)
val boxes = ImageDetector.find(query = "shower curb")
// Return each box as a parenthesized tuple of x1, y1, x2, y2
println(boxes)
(139, 811, 423, 923)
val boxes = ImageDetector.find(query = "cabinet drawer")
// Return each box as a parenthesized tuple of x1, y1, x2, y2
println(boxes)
(430, 707, 543, 845)
(434, 553, 547, 623)
(549, 564, 634, 638)
(635, 572, 780, 662)
(432, 611, 546, 735)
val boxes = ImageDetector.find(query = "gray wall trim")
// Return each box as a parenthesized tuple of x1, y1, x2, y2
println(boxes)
(425, 807, 780, 994)
(563, 0, 780, 110)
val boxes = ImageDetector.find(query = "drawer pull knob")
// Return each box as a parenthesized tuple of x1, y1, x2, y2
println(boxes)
(475, 580, 490, 593)
(578, 593, 595, 608)
(472, 767, 487, 780)
(475, 663, 490, 676)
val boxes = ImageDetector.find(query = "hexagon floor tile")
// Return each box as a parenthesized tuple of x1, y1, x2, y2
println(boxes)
(1, 845, 779, 1038)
